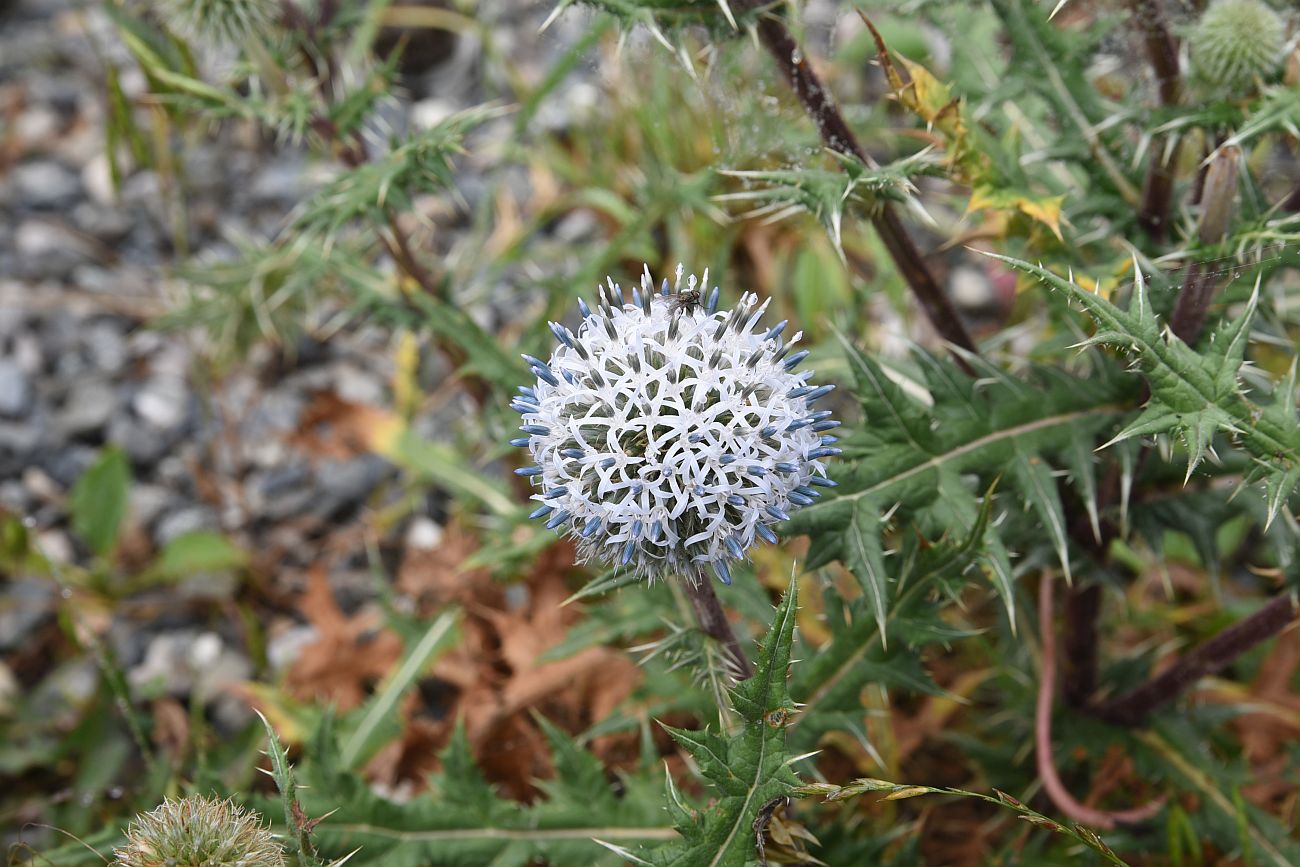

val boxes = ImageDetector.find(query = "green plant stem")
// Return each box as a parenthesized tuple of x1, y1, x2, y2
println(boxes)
(736, 6, 978, 361)
(683, 576, 754, 681)
(1096, 591, 1299, 726)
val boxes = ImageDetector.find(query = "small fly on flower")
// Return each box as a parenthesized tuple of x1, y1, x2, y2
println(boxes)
(666, 289, 702, 314)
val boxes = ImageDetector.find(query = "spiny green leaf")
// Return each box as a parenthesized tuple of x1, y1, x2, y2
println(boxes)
(1009, 446, 1072, 582)
(846, 500, 890, 649)
(648, 581, 801, 867)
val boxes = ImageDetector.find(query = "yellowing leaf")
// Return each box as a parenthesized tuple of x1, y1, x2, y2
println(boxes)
(968, 185, 1067, 240)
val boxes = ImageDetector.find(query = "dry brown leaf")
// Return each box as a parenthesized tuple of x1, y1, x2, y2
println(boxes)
(285, 566, 403, 710)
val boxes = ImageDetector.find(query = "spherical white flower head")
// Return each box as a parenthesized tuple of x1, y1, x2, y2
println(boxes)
(512, 265, 839, 585)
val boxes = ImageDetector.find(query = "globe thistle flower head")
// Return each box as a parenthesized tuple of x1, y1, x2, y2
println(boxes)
(513, 266, 839, 585)
(113, 794, 285, 867)
(1189, 0, 1286, 98)
(158, 0, 275, 43)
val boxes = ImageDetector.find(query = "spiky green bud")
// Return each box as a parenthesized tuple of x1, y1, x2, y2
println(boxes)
(1189, 0, 1286, 97)
(157, 0, 275, 43)
(113, 795, 286, 867)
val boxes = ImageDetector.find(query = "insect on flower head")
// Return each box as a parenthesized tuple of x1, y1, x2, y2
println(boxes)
(512, 265, 839, 586)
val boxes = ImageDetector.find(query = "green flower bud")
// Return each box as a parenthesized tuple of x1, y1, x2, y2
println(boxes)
(113, 795, 286, 867)
(1189, 0, 1286, 97)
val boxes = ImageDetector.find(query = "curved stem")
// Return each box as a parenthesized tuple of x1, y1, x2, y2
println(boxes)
(1037, 573, 1166, 828)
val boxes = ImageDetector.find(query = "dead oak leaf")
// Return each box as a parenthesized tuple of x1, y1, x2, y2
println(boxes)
(285, 565, 402, 710)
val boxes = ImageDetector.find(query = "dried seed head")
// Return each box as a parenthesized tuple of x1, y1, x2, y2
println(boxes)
(512, 266, 838, 585)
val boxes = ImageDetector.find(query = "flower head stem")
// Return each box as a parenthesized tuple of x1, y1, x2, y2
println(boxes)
(684, 574, 754, 681)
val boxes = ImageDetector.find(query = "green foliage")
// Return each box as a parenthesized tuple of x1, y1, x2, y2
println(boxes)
(1188, 0, 1286, 98)
(70, 446, 131, 557)
(635, 580, 802, 867)
(289, 716, 672, 866)
(994, 254, 1300, 526)
(796, 778, 1132, 866)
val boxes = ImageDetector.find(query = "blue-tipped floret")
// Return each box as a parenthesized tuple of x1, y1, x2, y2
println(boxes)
(621, 540, 636, 565)
(514, 466, 543, 476)
(812, 420, 841, 432)
(807, 447, 842, 460)
(756, 524, 778, 544)
(542, 487, 568, 499)
(531, 365, 558, 386)
(764, 320, 788, 341)
(788, 491, 813, 506)
(807, 476, 838, 487)
(520, 424, 550, 436)
(661, 278, 670, 296)
(785, 418, 813, 432)
(804, 384, 835, 403)
(577, 297, 592, 318)
(631, 520, 643, 537)
(720, 454, 737, 465)
(760, 425, 777, 438)
(727, 494, 746, 507)
(783, 350, 810, 370)
(582, 517, 602, 538)
(788, 385, 814, 399)
(560, 448, 585, 459)
(600, 457, 617, 469)
(517, 386, 537, 398)
(549, 322, 572, 346)
(650, 520, 663, 540)
(793, 485, 819, 498)
(820, 435, 839, 445)
(631, 287, 642, 308)
(705, 286, 720, 313)
(510, 399, 538, 414)
(545, 510, 571, 529)
(765, 505, 790, 521)
(509, 437, 530, 447)
(713, 560, 733, 585)
(529, 504, 553, 520)
(775, 462, 798, 474)
(725, 536, 745, 559)
(746, 465, 767, 477)
(521, 354, 548, 369)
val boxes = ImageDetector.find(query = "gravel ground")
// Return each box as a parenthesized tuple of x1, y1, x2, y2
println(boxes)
(0, 0, 606, 749)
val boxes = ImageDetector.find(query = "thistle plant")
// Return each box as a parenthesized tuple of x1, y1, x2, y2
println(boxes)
(512, 266, 838, 586)
(112, 795, 285, 867)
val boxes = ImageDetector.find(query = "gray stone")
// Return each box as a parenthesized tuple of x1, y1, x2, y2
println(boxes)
(0, 359, 33, 418)
(38, 445, 97, 489)
(11, 160, 82, 209)
(56, 377, 117, 436)
(154, 505, 219, 546)
(106, 413, 174, 467)
(129, 483, 173, 531)
(14, 220, 99, 279)
(132, 376, 189, 430)
(83, 320, 129, 373)
(246, 464, 317, 521)
(0, 579, 55, 652)
(314, 454, 394, 519)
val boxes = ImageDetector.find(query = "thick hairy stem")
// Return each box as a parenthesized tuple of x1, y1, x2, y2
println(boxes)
(1130, 0, 1181, 240)
(1096, 592, 1299, 726)
(684, 576, 754, 681)
(1169, 145, 1239, 344)
(1037, 573, 1166, 828)
(741, 10, 977, 359)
